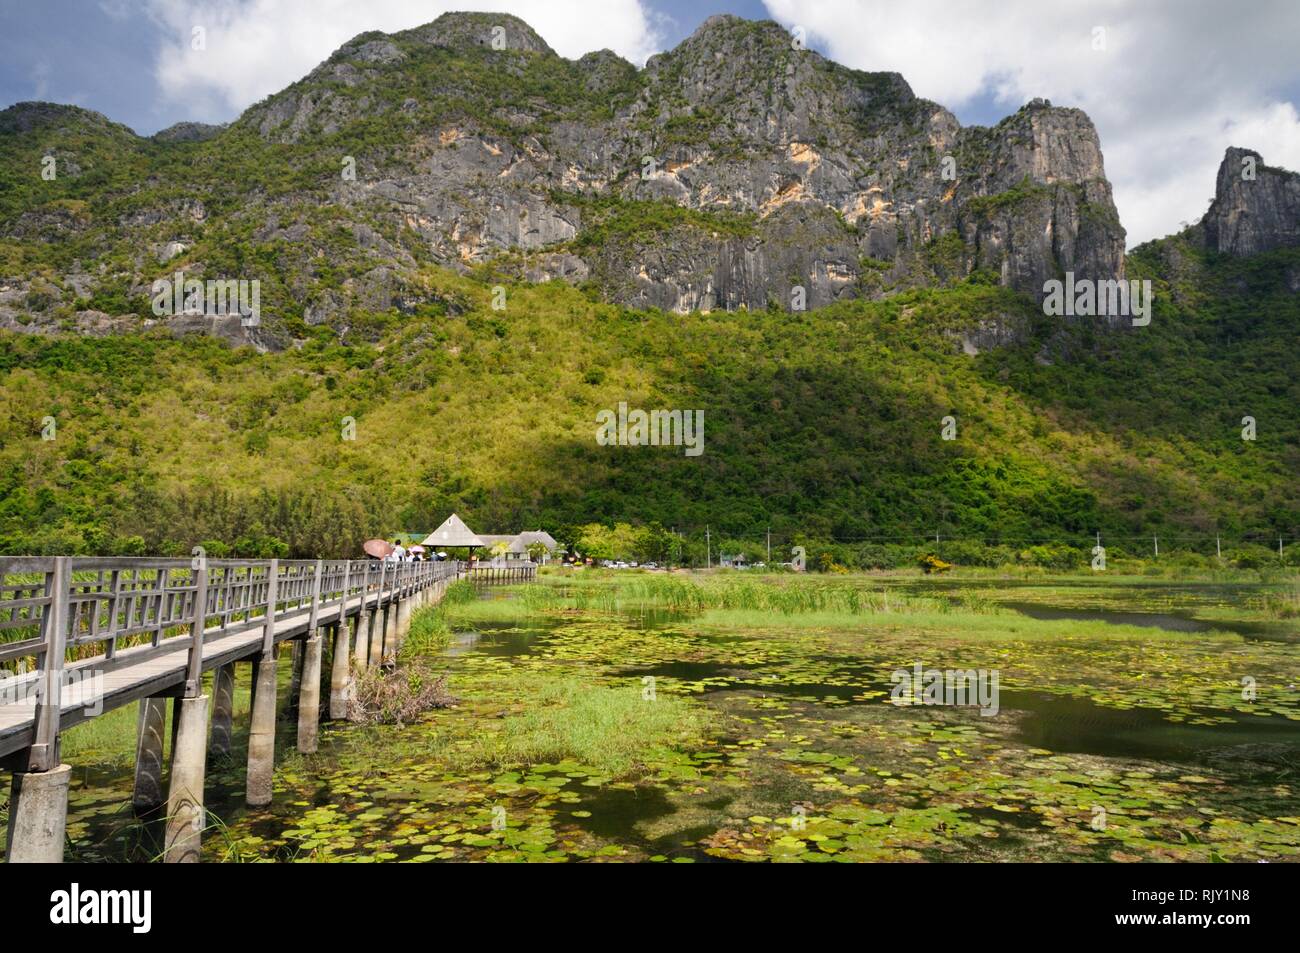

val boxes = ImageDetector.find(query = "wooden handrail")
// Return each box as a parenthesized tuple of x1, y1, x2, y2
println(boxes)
(0, 557, 466, 682)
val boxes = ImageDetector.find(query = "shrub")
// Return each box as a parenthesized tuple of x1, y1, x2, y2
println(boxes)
(351, 663, 456, 727)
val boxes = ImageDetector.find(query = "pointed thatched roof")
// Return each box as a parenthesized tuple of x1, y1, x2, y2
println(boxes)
(518, 530, 558, 551)
(479, 534, 525, 552)
(421, 513, 485, 548)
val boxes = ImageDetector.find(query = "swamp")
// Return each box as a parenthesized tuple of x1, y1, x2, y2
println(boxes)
(33, 569, 1300, 863)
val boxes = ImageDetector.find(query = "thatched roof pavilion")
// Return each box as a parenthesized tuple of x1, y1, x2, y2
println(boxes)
(422, 513, 485, 551)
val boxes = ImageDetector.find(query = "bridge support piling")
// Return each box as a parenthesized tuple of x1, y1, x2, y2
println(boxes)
(371, 605, 388, 666)
(133, 696, 168, 813)
(329, 620, 351, 719)
(209, 664, 235, 759)
(399, 597, 412, 643)
(288, 639, 304, 718)
(4, 763, 71, 863)
(164, 693, 209, 863)
(357, 607, 374, 671)
(389, 600, 403, 656)
(297, 633, 323, 753)
(246, 651, 278, 807)
(387, 601, 400, 658)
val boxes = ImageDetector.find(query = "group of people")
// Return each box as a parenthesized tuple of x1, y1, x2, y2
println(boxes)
(384, 539, 433, 563)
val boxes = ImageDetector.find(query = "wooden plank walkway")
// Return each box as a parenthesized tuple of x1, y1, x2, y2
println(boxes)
(0, 584, 388, 760)
(1, 553, 539, 862)
(0, 557, 488, 767)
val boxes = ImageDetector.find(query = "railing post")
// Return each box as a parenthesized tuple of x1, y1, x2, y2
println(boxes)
(260, 558, 280, 655)
(30, 557, 70, 773)
(104, 568, 121, 660)
(307, 558, 323, 636)
(184, 558, 208, 697)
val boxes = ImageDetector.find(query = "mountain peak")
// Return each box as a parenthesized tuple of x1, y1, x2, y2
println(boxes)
(1201, 147, 1300, 255)
(402, 11, 555, 56)
(0, 101, 136, 138)
(673, 13, 802, 58)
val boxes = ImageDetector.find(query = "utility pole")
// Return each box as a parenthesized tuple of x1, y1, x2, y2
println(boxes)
(1153, 534, 1159, 559)
(706, 525, 711, 570)
(766, 527, 771, 565)
(1216, 534, 1222, 560)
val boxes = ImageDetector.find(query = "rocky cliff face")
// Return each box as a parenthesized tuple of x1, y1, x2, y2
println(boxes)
(1200, 147, 1300, 256)
(0, 12, 1128, 345)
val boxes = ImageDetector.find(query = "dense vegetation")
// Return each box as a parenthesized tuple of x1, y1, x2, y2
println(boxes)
(2, 235, 1297, 567)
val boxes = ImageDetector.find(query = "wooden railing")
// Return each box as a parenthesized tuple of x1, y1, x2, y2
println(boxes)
(0, 557, 461, 770)
(0, 554, 555, 862)
(467, 562, 538, 585)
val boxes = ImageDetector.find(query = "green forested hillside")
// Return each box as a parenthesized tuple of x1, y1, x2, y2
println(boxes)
(0, 14, 1296, 567)
(2, 238, 1297, 564)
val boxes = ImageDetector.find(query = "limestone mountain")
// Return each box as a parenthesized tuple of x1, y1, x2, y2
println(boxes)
(2, 21, 1299, 557)
(0, 12, 1125, 348)
(1198, 147, 1300, 256)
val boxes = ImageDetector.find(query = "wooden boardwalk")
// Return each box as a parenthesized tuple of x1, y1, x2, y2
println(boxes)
(0, 554, 534, 862)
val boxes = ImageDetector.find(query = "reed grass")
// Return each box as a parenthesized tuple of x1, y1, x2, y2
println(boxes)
(461, 676, 706, 776)
(508, 576, 1006, 619)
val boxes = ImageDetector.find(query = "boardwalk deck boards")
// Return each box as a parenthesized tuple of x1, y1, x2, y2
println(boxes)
(0, 555, 536, 861)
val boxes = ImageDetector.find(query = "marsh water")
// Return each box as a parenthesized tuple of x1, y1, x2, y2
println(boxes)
(54, 577, 1300, 862)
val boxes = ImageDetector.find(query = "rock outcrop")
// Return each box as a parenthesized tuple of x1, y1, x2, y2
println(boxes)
(0, 12, 1130, 341)
(152, 122, 226, 143)
(250, 14, 1126, 310)
(1200, 147, 1300, 256)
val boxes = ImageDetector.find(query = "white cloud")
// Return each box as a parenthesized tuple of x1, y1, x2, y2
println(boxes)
(763, 0, 1300, 245)
(146, 0, 663, 122)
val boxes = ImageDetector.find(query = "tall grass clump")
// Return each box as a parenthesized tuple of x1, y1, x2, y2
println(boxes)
(559, 576, 1003, 619)
(1259, 585, 1300, 619)
(473, 677, 707, 776)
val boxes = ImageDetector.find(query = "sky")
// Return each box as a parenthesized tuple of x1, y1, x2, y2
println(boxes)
(2, 1, 1299, 246)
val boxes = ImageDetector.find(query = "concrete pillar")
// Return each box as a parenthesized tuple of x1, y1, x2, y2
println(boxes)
(297, 634, 323, 753)
(4, 764, 71, 863)
(288, 639, 304, 718)
(355, 610, 372, 671)
(133, 696, 168, 813)
(391, 599, 406, 655)
(248, 657, 259, 713)
(329, 620, 352, 720)
(164, 694, 209, 863)
(371, 605, 384, 665)
(246, 652, 278, 807)
(383, 602, 398, 659)
(209, 664, 235, 758)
